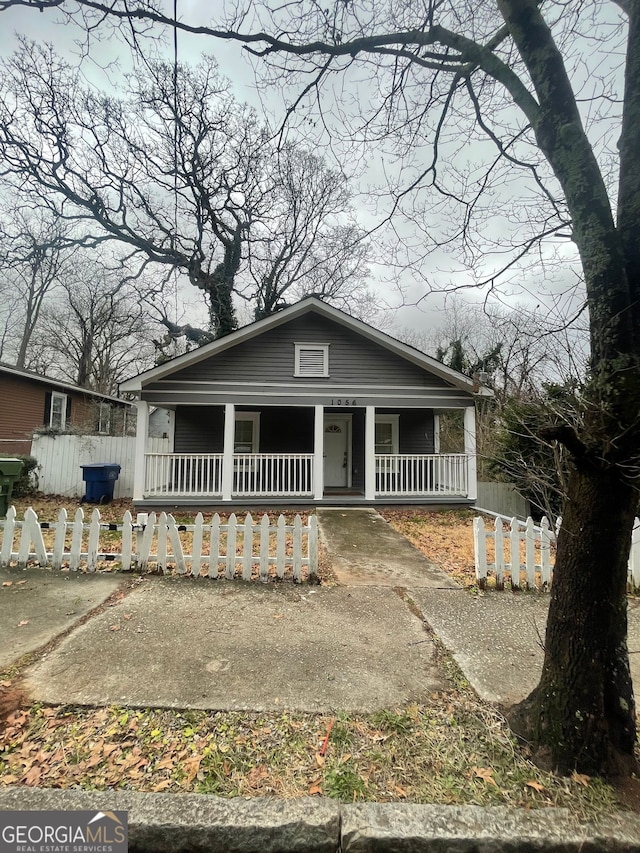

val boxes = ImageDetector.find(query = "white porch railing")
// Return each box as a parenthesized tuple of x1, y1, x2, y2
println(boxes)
(144, 452, 470, 499)
(145, 453, 224, 497)
(233, 454, 314, 497)
(144, 453, 313, 498)
(375, 453, 470, 497)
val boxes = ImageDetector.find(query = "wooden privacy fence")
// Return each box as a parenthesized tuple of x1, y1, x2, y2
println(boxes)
(0, 506, 318, 582)
(474, 515, 640, 591)
(32, 434, 170, 498)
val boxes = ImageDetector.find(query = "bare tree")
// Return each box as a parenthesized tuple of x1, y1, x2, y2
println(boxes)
(0, 206, 72, 368)
(244, 144, 371, 319)
(404, 297, 587, 509)
(2, 0, 638, 776)
(0, 44, 266, 338)
(167, 1, 638, 776)
(0, 43, 373, 340)
(36, 262, 156, 393)
(402, 298, 588, 401)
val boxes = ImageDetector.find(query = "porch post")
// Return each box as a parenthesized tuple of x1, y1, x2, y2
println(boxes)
(222, 403, 235, 501)
(133, 400, 149, 501)
(313, 404, 324, 501)
(464, 405, 478, 501)
(433, 413, 441, 453)
(365, 405, 376, 501)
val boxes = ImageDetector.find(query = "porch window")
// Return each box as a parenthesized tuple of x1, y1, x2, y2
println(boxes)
(294, 343, 329, 377)
(375, 415, 399, 454)
(234, 412, 260, 452)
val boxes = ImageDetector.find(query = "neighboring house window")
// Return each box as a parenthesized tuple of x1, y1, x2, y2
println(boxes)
(375, 415, 399, 454)
(49, 392, 68, 430)
(98, 402, 111, 435)
(294, 343, 329, 377)
(234, 412, 260, 453)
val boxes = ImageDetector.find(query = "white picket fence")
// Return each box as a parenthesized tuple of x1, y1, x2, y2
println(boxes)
(473, 515, 640, 591)
(31, 434, 170, 498)
(0, 506, 318, 582)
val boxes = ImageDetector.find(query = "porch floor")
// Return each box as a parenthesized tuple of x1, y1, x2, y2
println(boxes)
(132, 494, 474, 510)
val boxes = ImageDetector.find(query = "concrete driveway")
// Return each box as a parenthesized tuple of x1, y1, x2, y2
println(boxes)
(22, 578, 443, 711)
(4, 507, 455, 713)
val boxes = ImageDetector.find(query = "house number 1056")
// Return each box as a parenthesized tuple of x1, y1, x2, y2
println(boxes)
(331, 399, 357, 406)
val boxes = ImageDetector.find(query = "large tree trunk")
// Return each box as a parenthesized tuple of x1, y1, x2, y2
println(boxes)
(510, 464, 638, 775)
(499, 0, 640, 774)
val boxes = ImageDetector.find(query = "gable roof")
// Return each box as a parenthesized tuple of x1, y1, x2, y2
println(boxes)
(0, 362, 133, 406)
(120, 298, 490, 395)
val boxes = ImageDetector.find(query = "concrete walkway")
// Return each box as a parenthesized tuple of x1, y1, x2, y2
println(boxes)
(317, 507, 458, 588)
(14, 508, 457, 712)
(321, 508, 640, 707)
(316, 508, 550, 705)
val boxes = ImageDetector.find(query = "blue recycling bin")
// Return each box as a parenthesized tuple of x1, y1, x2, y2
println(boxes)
(81, 463, 121, 503)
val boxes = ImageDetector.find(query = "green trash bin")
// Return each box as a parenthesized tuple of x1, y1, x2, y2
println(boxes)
(0, 458, 24, 518)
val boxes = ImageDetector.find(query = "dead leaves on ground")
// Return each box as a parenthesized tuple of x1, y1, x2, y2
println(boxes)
(0, 701, 614, 815)
(380, 509, 477, 586)
(471, 766, 498, 786)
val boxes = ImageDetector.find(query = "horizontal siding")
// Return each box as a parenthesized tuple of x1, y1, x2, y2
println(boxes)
(157, 315, 453, 389)
(260, 408, 314, 453)
(175, 405, 435, 461)
(398, 410, 435, 454)
(0, 375, 47, 445)
(175, 406, 225, 454)
(174, 406, 315, 454)
(0, 373, 132, 447)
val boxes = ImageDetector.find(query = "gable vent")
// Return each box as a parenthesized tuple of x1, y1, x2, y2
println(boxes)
(300, 348, 325, 373)
(295, 343, 329, 377)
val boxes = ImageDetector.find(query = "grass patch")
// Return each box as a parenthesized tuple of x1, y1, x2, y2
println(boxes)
(0, 696, 621, 817)
(324, 763, 367, 800)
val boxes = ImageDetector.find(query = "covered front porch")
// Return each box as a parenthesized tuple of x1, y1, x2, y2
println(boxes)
(132, 403, 477, 505)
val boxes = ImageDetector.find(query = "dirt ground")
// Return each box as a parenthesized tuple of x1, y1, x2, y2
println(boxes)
(380, 508, 477, 586)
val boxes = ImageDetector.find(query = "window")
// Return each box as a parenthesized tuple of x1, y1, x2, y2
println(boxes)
(98, 402, 111, 435)
(234, 412, 260, 453)
(294, 343, 329, 377)
(50, 392, 68, 430)
(375, 415, 399, 454)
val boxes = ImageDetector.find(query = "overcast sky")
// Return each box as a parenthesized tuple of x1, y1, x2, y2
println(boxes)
(0, 2, 595, 346)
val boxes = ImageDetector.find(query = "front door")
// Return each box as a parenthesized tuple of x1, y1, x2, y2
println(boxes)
(324, 416, 350, 488)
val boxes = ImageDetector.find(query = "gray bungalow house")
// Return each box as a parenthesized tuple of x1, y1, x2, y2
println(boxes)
(120, 298, 490, 506)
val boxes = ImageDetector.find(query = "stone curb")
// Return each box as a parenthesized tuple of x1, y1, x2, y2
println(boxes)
(2, 788, 640, 852)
